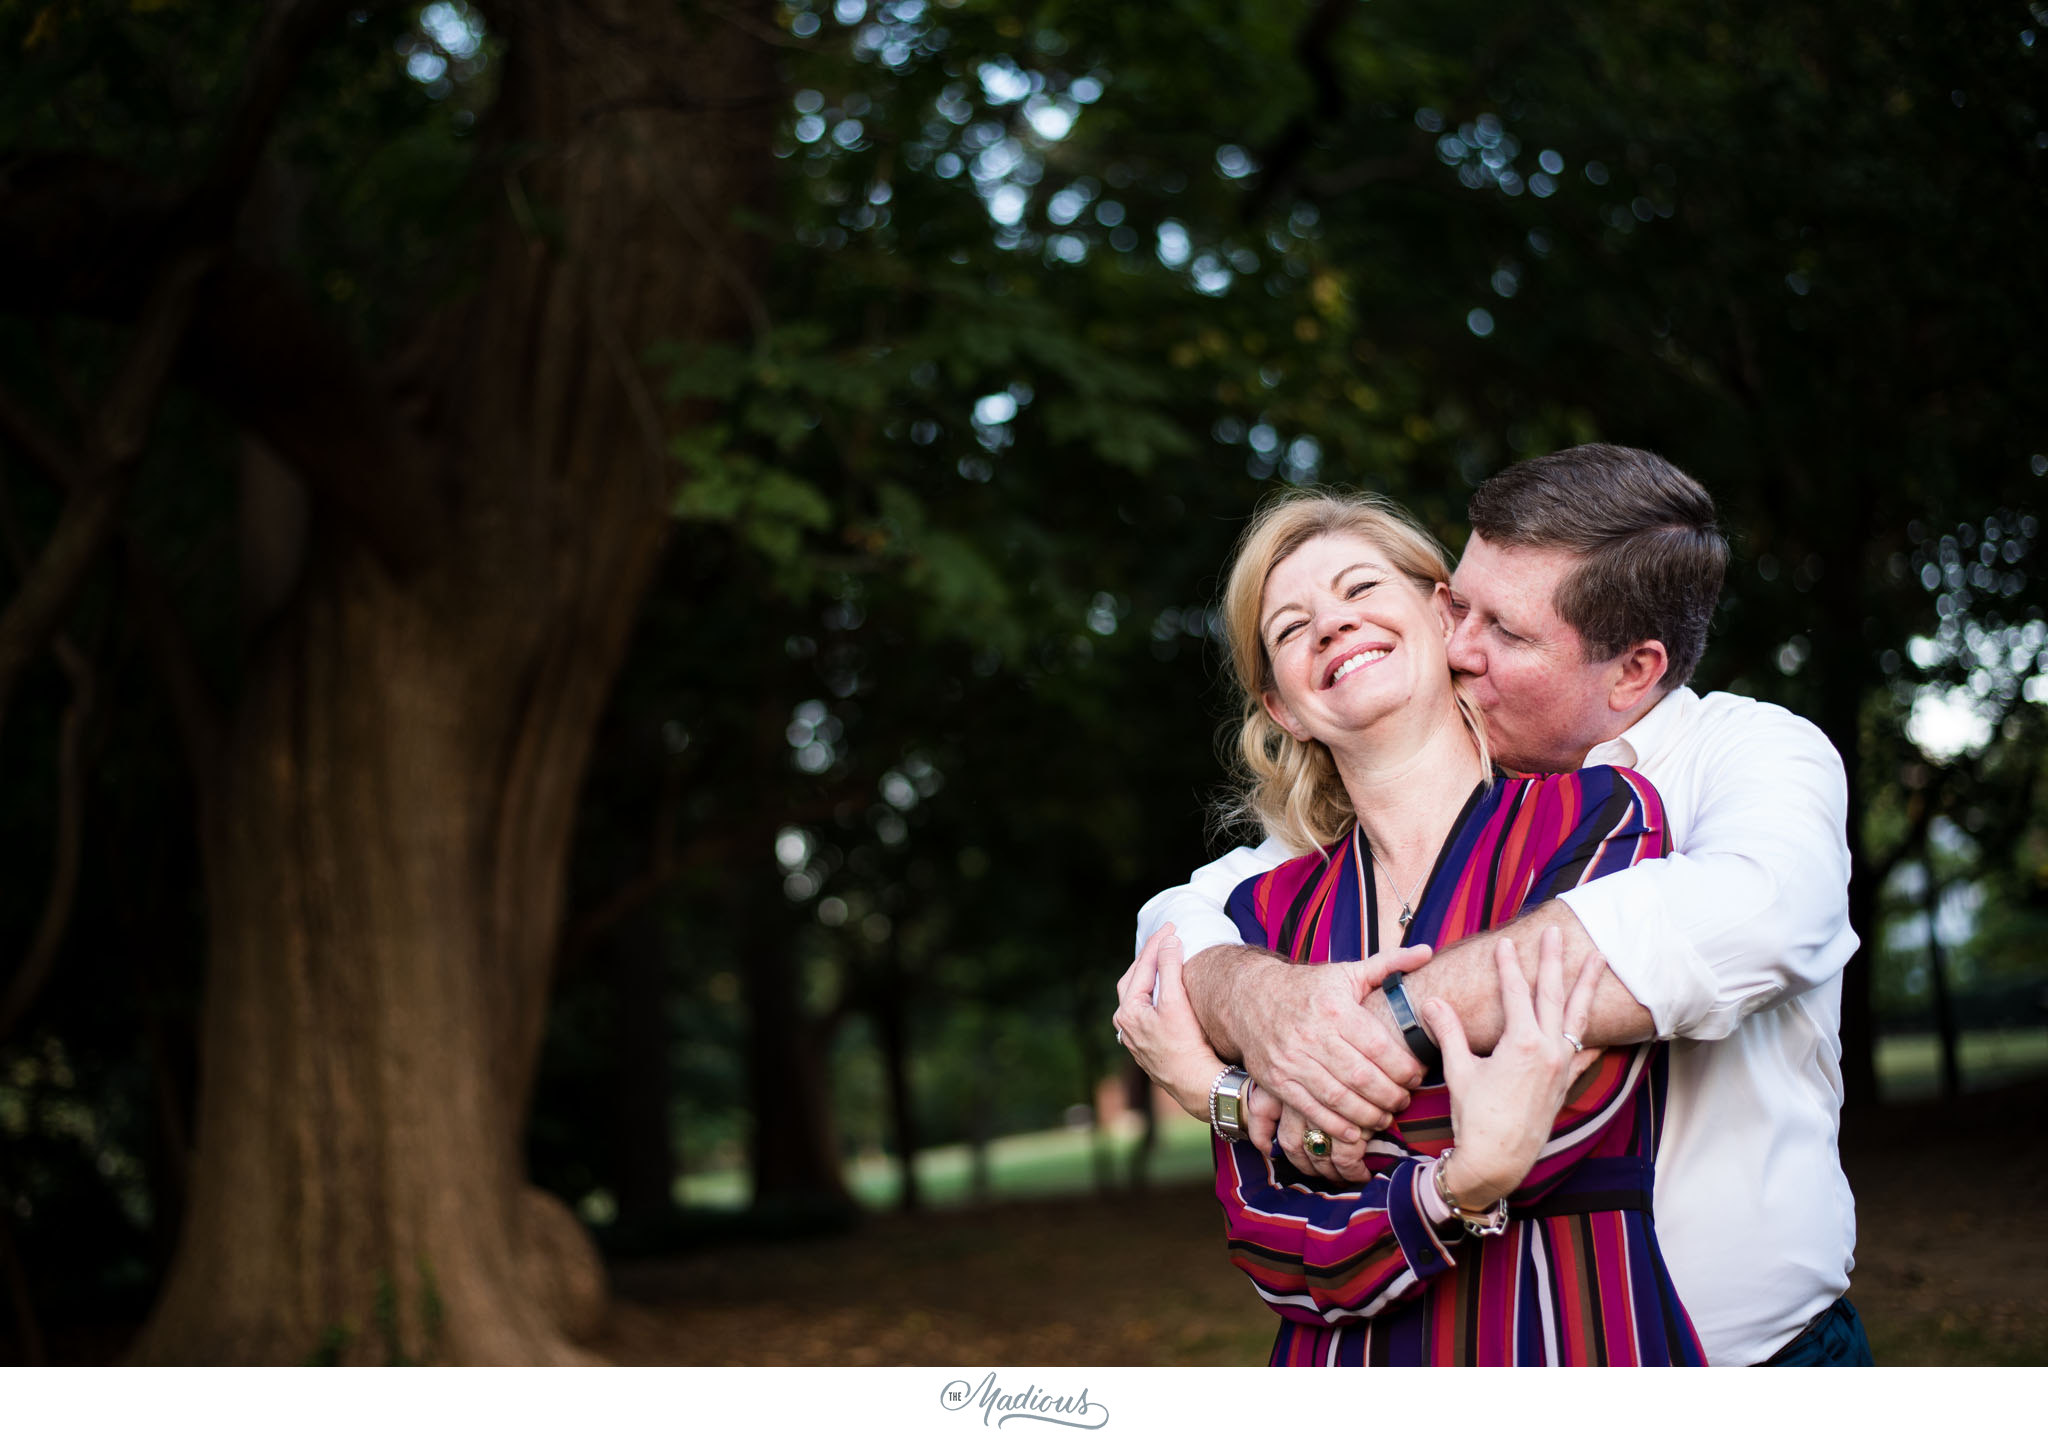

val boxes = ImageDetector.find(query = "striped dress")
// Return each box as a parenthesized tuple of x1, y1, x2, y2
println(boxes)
(1219, 767, 1706, 1366)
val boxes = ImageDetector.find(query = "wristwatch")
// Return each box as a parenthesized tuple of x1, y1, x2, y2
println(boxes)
(1209, 1066, 1256, 1141)
(1381, 971, 1441, 1077)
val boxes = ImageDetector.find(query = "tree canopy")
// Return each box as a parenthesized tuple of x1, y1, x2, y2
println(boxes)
(0, 0, 2041, 1361)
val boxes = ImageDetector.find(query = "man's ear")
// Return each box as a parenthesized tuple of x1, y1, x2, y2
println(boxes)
(1262, 688, 1310, 742)
(1608, 639, 1670, 714)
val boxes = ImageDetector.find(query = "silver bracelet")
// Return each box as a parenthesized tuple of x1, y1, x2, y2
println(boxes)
(1432, 1149, 1509, 1237)
(1209, 1066, 1255, 1141)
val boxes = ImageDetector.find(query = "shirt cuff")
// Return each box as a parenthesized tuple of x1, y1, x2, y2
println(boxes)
(1387, 1158, 1460, 1281)
(1557, 879, 1720, 1038)
(1134, 897, 1243, 964)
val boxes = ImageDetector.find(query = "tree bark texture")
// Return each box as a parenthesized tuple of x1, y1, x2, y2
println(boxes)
(131, 0, 776, 1363)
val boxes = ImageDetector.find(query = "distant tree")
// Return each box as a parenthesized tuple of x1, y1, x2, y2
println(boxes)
(0, 0, 776, 1361)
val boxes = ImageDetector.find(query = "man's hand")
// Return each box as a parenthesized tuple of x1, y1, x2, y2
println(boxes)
(1183, 943, 1434, 1158)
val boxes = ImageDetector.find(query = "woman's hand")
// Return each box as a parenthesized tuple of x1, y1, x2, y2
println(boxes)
(1420, 926, 1603, 1208)
(1113, 923, 1227, 1122)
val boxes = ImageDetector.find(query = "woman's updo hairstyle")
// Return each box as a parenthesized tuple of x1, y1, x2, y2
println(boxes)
(1219, 488, 1490, 853)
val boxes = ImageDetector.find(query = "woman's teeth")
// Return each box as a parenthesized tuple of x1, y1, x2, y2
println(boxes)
(1329, 649, 1388, 685)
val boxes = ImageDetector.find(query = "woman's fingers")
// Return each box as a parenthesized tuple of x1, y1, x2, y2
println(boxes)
(1561, 946, 1605, 1046)
(1533, 925, 1566, 1028)
(1491, 936, 1535, 1035)
(1120, 926, 1167, 1006)
(1154, 931, 1187, 1009)
(1420, 997, 1475, 1088)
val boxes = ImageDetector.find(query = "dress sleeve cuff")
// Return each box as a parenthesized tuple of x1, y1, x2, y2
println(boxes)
(1388, 1158, 1460, 1280)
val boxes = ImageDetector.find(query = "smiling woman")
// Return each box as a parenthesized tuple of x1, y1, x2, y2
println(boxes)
(1112, 488, 1705, 1366)
(1217, 492, 1489, 857)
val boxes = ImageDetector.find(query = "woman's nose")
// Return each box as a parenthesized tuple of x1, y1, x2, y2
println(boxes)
(1313, 602, 1356, 642)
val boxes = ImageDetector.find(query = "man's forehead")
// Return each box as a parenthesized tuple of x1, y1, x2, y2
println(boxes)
(1451, 534, 1577, 616)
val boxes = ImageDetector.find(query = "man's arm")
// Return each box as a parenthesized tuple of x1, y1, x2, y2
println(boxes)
(1180, 943, 1427, 1142)
(1374, 704, 1855, 1056)
(1131, 838, 1426, 1141)
(1370, 900, 1652, 1056)
(1553, 706, 1855, 1040)
(1133, 834, 1292, 961)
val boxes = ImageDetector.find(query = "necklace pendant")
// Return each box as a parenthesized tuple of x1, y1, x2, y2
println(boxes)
(1397, 905, 1413, 930)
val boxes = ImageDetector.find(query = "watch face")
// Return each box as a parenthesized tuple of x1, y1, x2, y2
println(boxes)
(1216, 1091, 1241, 1125)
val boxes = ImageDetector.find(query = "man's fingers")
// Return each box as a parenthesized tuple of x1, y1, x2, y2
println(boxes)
(1246, 1083, 1280, 1149)
(1272, 1079, 1368, 1145)
(1355, 943, 1433, 994)
(1329, 1139, 1371, 1182)
(1276, 1107, 1349, 1181)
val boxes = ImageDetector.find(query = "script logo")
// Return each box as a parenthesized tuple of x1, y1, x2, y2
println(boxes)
(937, 1372, 1108, 1429)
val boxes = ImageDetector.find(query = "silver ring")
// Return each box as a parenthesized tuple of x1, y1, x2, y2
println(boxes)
(1564, 1032, 1584, 1054)
(1303, 1128, 1332, 1159)
(1115, 1029, 1126, 1046)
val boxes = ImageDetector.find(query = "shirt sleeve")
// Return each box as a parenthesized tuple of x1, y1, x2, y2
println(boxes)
(1133, 834, 1293, 961)
(1556, 707, 1856, 1041)
(1217, 1141, 1461, 1325)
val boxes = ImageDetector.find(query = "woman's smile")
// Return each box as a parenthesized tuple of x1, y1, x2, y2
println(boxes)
(1324, 643, 1393, 688)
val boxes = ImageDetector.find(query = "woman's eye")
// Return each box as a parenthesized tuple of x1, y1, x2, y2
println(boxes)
(1274, 621, 1305, 645)
(1346, 582, 1377, 599)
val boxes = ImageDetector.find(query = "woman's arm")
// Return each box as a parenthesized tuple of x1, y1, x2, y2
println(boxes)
(1221, 932, 1602, 1325)
(1112, 925, 1227, 1120)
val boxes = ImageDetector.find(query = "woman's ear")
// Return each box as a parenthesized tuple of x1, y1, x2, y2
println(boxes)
(1261, 688, 1310, 742)
(1432, 580, 1455, 641)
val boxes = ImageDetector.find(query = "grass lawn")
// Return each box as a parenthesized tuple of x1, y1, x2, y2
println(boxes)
(676, 1110, 1216, 1211)
(675, 1030, 2048, 1213)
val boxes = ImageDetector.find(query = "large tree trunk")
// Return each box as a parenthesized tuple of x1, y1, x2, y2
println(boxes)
(131, 0, 776, 1363)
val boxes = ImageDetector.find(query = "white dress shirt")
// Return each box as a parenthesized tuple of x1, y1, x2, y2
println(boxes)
(1135, 686, 1858, 1365)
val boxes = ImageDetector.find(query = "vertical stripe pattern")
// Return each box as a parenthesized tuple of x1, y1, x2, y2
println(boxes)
(1218, 767, 1706, 1366)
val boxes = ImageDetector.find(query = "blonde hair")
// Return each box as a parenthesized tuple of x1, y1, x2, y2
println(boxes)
(1219, 489, 1491, 852)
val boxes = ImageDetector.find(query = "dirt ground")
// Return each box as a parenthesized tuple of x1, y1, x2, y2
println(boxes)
(594, 1080, 2048, 1367)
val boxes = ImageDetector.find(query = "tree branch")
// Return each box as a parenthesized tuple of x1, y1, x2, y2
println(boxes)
(186, 0, 373, 227)
(122, 532, 225, 797)
(0, 0, 451, 573)
(0, 635, 93, 1046)
(0, 248, 214, 737)
(1243, 0, 1357, 220)
(0, 381, 83, 488)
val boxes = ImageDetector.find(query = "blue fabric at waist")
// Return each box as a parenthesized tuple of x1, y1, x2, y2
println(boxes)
(1507, 1156, 1656, 1218)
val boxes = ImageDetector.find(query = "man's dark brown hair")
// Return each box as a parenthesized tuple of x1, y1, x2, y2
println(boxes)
(1468, 444, 1728, 691)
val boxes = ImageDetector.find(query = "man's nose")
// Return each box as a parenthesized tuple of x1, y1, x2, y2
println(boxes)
(1446, 618, 1483, 674)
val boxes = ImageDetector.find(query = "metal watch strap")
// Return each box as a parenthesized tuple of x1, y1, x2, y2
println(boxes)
(1209, 1066, 1255, 1141)
(1381, 971, 1440, 1075)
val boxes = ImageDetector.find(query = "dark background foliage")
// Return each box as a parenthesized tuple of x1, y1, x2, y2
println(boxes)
(0, 0, 2042, 1357)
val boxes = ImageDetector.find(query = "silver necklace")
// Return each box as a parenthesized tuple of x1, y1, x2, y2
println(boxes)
(1368, 845, 1431, 931)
